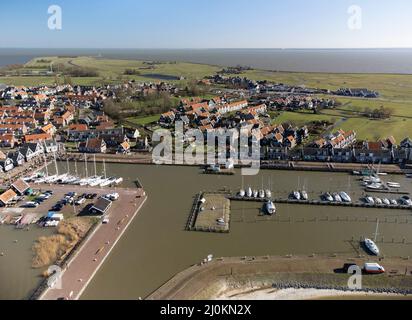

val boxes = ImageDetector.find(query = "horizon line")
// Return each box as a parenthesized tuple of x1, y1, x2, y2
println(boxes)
(1, 47, 412, 50)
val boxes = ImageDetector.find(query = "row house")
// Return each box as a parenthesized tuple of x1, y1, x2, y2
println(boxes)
(0, 123, 28, 136)
(0, 134, 16, 148)
(24, 133, 52, 143)
(79, 138, 107, 154)
(159, 111, 176, 126)
(41, 123, 57, 136)
(216, 100, 248, 115)
(0, 117, 38, 129)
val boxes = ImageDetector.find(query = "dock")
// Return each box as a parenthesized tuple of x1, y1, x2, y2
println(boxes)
(364, 188, 410, 195)
(34, 187, 148, 300)
(229, 196, 412, 211)
(186, 192, 231, 233)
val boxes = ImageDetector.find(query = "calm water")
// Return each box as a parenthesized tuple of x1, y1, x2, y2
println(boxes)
(1, 164, 412, 300)
(1, 48, 412, 73)
(0, 226, 53, 300)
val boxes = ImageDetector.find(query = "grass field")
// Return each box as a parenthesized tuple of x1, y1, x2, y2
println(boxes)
(2, 56, 412, 141)
(0, 56, 220, 87)
(126, 115, 161, 126)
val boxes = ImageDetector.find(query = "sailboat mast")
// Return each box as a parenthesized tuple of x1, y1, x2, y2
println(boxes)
(75, 160, 78, 177)
(103, 159, 107, 179)
(84, 154, 88, 178)
(94, 154, 97, 177)
(44, 154, 49, 177)
(374, 219, 380, 242)
(53, 152, 59, 176)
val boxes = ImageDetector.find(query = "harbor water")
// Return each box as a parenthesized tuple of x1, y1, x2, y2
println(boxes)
(1, 163, 412, 300)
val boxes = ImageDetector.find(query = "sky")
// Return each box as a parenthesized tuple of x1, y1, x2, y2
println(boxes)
(1, 0, 412, 49)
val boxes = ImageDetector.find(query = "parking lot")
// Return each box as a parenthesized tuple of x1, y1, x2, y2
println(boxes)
(0, 184, 126, 226)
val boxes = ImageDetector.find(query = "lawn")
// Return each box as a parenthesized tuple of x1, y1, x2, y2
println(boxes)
(126, 115, 161, 126)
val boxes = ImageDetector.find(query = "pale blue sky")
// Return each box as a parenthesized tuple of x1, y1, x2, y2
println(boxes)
(1, 0, 411, 48)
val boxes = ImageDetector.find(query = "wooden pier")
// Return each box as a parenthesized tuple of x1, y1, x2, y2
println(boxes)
(364, 188, 410, 195)
(229, 196, 412, 211)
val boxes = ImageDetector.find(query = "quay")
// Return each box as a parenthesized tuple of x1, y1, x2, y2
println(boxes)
(36, 186, 147, 300)
(229, 196, 412, 211)
(59, 153, 406, 175)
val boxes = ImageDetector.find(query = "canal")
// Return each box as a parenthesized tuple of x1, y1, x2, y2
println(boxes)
(1, 163, 412, 300)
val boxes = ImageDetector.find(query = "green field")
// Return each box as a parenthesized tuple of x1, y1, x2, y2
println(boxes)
(126, 115, 161, 126)
(0, 56, 220, 87)
(2, 56, 412, 141)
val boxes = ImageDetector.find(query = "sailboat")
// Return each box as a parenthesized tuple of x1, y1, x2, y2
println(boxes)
(364, 219, 381, 256)
(339, 191, 352, 203)
(246, 187, 253, 198)
(264, 200, 276, 215)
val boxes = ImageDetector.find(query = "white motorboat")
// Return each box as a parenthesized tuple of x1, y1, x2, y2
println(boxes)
(364, 238, 380, 256)
(246, 187, 253, 198)
(366, 183, 384, 190)
(293, 191, 301, 200)
(382, 198, 390, 205)
(333, 193, 342, 202)
(265, 190, 272, 198)
(114, 177, 124, 185)
(387, 182, 401, 188)
(300, 191, 308, 201)
(264, 201, 276, 215)
(259, 190, 265, 198)
(363, 176, 381, 184)
(253, 190, 259, 198)
(323, 193, 334, 202)
(390, 199, 398, 205)
(217, 218, 226, 226)
(339, 192, 352, 203)
(375, 198, 383, 205)
(239, 189, 246, 197)
(365, 196, 375, 204)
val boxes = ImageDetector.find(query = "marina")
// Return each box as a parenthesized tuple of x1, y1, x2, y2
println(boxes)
(2, 164, 412, 300)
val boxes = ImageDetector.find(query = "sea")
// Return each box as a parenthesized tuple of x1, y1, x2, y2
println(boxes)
(1, 48, 412, 74)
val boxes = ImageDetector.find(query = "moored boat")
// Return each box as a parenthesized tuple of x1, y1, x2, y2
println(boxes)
(264, 201, 276, 215)
(364, 238, 380, 256)
(292, 191, 301, 200)
(323, 192, 334, 202)
(300, 191, 308, 201)
(246, 187, 253, 198)
(339, 192, 352, 203)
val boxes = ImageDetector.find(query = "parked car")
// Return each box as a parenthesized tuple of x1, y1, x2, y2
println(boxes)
(104, 193, 120, 201)
(75, 198, 86, 206)
(52, 203, 63, 211)
(22, 202, 39, 208)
